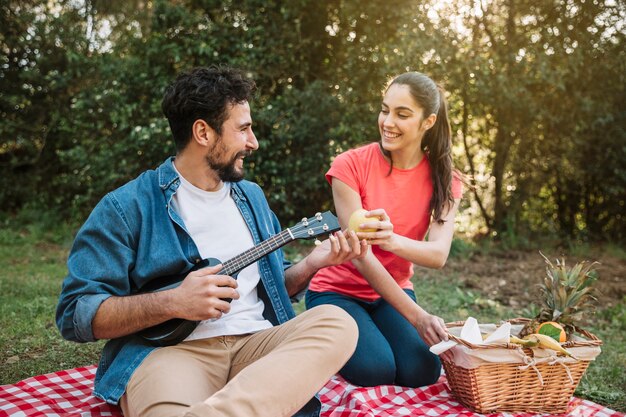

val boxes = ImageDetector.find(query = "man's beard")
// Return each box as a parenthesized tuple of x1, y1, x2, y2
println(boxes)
(205, 141, 251, 183)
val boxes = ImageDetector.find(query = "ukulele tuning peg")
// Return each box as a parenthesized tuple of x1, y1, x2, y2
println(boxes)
(315, 212, 322, 220)
(314, 239, 322, 246)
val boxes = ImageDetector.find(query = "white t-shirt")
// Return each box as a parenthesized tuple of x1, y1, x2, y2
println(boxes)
(170, 170, 272, 341)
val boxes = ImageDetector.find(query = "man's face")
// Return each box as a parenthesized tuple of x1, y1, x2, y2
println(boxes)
(206, 101, 258, 182)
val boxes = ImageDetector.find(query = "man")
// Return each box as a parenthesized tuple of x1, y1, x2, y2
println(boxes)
(56, 66, 365, 417)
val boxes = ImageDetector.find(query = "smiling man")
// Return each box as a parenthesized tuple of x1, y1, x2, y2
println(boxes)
(56, 66, 365, 417)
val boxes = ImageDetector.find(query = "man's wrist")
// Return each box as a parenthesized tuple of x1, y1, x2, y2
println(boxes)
(159, 289, 179, 320)
(303, 255, 321, 276)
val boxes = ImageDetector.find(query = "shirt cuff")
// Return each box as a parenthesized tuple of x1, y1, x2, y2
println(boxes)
(74, 293, 112, 342)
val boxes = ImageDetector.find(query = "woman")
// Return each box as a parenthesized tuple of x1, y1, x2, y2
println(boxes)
(306, 72, 463, 388)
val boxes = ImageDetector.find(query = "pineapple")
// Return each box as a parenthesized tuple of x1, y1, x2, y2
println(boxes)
(519, 252, 598, 339)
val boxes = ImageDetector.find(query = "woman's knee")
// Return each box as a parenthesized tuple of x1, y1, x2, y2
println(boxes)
(414, 358, 441, 387)
(396, 351, 441, 388)
(341, 353, 396, 387)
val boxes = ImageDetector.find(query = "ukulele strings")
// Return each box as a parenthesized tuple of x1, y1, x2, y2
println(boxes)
(221, 220, 329, 275)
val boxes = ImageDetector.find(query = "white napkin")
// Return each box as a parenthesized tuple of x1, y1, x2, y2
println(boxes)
(429, 317, 511, 355)
(483, 321, 511, 343)
(429, 339, 457, 355)
(460, 317, 483, 344)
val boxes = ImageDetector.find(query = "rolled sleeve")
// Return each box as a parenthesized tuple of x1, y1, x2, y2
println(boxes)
(73, 293, 112, 342)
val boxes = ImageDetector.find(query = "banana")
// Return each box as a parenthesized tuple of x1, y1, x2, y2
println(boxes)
(509, 335, 539, 347)
(524, 333, 577, 359)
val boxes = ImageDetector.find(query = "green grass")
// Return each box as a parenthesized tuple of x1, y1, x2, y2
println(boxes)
(0, 223, 624, 412)
(0, 221, 106, 384)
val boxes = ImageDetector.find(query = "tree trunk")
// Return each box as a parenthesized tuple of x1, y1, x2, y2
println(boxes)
(492, 127, 513, 233)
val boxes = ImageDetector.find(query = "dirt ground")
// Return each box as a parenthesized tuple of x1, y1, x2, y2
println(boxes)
(435, 249, 626, 312)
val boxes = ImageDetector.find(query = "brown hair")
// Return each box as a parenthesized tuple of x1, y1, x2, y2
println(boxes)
(162, 65, 256, 151)
(380, 72, 455, 223)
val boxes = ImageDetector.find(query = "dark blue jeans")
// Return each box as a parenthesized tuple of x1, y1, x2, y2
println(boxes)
(305, 289, 441, 388)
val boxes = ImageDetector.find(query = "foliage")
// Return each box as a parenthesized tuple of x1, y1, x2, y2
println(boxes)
(252, 81, 343, 218)
(1, 0, 625, 239)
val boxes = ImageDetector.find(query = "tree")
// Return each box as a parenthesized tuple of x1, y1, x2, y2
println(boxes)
(1, 0, 624, 242)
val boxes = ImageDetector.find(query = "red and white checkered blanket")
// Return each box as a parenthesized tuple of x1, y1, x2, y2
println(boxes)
(0, 365, 623, 417)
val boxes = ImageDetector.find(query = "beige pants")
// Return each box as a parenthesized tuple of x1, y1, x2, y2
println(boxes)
(120, 305, 358, 417)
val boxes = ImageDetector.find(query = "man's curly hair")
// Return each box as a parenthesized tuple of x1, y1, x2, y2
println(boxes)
(161, 65, 256, 151)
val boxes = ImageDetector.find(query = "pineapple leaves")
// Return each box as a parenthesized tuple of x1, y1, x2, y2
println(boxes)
(535, 252, 599, 334)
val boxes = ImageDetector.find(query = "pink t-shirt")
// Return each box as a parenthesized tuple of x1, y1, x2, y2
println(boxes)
(308, 142, 462, 301)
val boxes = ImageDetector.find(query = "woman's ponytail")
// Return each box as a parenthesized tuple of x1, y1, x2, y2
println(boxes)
(422, 85, 454, 223)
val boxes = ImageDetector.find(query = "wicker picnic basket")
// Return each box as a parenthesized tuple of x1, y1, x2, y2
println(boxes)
(442, 318, 602, 414)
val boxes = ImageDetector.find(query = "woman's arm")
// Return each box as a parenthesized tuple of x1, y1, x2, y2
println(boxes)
(366, 199, 461, 269)
(331, 178, 455, 349)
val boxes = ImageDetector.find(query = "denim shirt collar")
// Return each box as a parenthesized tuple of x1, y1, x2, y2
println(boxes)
(157, 156, 179, 190)
(157, 156, 248, 202)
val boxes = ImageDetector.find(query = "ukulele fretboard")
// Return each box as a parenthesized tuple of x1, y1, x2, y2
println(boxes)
(220, 229, 293, 275)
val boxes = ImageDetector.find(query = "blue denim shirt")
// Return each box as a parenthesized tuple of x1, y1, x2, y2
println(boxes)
(56, 157, 320, 416)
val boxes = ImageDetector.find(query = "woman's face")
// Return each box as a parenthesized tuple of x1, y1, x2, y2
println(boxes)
(378, 83, 434, 153)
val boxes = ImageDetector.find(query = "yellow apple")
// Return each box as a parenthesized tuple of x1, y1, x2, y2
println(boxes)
(348, 209, 378, 233)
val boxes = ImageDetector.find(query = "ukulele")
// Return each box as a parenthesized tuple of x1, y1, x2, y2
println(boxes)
(137, 211, 340, 347)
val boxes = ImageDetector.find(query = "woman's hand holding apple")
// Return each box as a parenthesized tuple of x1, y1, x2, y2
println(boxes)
(348, 208, 397, 251)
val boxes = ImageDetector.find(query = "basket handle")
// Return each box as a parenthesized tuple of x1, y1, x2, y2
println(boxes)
(445, 332, 514, 350)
